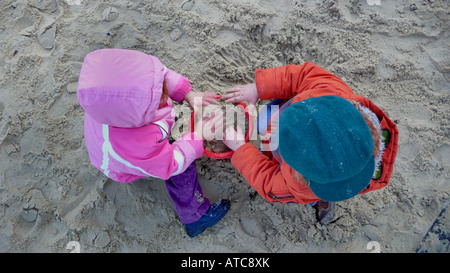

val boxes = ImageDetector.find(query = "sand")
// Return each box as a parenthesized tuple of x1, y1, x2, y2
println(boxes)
(0, 0, 449, 253)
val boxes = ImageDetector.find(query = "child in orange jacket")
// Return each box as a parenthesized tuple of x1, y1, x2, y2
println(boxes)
(223, 62, 398, 225)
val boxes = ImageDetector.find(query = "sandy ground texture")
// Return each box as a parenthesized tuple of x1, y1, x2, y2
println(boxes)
(0, 0, 449, 253)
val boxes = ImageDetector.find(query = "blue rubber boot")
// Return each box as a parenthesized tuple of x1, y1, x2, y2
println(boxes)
(185, 199, 231, 237)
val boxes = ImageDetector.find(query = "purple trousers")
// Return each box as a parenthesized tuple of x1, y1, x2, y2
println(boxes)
(165, 161, 211, 224)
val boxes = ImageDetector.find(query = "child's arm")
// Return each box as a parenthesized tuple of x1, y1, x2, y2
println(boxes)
(154, 109, 223, 178)
(223, 126, 289, 202)
(164, 132, 204, 177)
(107, 125, 203, 181)
(223, 121, 292, 203)
(184, 91, 220, 113)
(230, 143, 288, 202)
(107, 111, 223, 181)
(163, 67, 219, 112)
(255, 62, 354, 100)
(223, 62, 353, 107)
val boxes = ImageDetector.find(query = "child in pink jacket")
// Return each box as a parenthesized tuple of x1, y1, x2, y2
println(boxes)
(77, 49, 230, 237)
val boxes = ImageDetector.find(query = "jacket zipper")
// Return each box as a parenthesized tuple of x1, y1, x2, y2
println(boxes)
(268, 193, 295, 200)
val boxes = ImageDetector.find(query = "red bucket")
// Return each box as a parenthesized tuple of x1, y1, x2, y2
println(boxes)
(190, 99, 253, 159)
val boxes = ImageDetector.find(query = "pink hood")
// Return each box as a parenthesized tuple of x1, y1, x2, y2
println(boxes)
(77, 48, 165, 128)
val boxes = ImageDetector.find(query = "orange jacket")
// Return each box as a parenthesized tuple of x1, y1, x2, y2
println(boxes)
(231, 62, 399, 204)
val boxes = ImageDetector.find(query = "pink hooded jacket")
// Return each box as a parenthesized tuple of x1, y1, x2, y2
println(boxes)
(77, 49, 203, 182)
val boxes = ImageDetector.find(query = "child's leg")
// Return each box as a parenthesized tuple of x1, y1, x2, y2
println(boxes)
(165, 161, 211, 224)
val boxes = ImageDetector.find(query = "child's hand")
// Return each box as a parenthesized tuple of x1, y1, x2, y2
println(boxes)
(223, 83, 258, 113)
(194, 108, 224, 140)
(185, 91, 220, 113)
(223, 126, 246, 151)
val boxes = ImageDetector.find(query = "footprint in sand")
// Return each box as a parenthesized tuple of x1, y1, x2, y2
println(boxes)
(398, 142, 420, 163)
(102, 7, 119, 22)
(30, 0, 58, 13)
(432, 144, 450, 169)
(181, 0, 195, 11)
(237, 216, 265, 239)
(38, 23, 56, 50)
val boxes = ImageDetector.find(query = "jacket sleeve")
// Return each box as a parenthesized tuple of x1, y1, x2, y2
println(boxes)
(163, 67, 193, 102)
(170, 132, 204, 175)
(231, 143, 289, 202)
(254, 62, 354, 100)
(109, 125, 203, 181)
(136, 131, 204, 180)
(141, 131, 204, 180)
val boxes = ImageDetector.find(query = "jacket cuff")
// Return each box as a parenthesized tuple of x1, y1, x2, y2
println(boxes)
(255, 67, 276, 100)
(164, 69, 193, 102)
(181, 132, 204, 158)
(172, 76, 192, 102)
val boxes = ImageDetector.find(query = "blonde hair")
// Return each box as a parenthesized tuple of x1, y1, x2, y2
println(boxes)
(292, 99, 383, 185)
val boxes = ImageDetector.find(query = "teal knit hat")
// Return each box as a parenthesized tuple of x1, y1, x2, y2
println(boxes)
(278, 96, 374, 202)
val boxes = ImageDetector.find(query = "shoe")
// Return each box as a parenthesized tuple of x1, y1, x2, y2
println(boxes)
(313, 200, 336, 225)
(185, 199, 231, 237)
